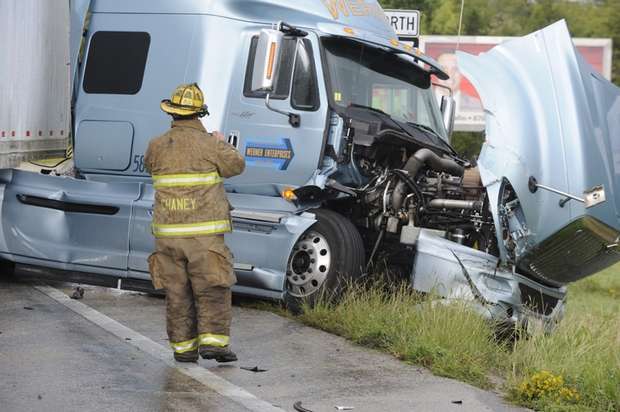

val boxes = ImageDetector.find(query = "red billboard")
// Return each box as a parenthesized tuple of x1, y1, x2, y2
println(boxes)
(419, 35, 614, 132)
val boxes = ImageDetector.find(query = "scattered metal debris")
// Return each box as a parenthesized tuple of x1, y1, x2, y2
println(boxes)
(240, 366, 268, 373)
(70, 286, 85, 300)
(293, 401, 313, 412)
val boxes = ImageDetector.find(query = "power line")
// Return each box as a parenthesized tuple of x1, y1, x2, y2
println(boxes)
(456, 0, 465, 50)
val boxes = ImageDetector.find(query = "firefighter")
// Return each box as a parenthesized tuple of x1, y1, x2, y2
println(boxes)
(145, 83, 245, 363)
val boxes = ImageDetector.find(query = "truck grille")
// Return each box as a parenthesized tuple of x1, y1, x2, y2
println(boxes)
(519, 283, 559, 316)
(519, 216, 620, 285)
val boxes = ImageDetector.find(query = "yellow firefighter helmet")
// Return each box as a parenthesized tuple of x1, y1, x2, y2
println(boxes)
(160, 83, 209, 117)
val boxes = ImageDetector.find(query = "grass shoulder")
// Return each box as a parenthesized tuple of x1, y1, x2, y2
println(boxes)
(292, 268, 619, 412)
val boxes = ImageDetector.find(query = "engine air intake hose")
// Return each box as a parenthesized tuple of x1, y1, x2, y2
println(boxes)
(392, 149, 464, 211)
(428, 199, 483, 210)
(404, 148, 464, 178)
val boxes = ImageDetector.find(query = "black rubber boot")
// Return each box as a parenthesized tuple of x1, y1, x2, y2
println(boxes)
(174, 350, 199, 363)
(199, 346, 238, 363)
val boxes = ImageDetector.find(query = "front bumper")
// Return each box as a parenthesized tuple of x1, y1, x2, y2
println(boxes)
(412, 230, 566, 332)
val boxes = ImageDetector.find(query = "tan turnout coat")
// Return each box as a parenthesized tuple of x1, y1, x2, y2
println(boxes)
(144, 119, 245, 238)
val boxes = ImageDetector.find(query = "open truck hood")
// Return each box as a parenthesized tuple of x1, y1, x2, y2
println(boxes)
(457, 21, 620, 286)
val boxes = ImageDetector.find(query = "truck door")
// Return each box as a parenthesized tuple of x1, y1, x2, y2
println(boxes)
(224, 33, 328, 190)
(72, 13, 202, 277)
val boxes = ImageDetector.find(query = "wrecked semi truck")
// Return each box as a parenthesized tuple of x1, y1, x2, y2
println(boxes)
(1, 0, 619, 330)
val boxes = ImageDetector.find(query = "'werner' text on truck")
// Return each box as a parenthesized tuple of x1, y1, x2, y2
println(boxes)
(1, 0, 619, 331)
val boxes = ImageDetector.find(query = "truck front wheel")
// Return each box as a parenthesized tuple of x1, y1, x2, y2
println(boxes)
(285, 209, 365, 312)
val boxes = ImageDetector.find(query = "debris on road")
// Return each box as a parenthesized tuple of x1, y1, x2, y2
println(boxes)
(23, 307, 34, 310)
(452, 400, 463, 405)
(335, 406, 354, 410)
(240, 366, 268, 373)
(70, 287, 85, 300)
(293, 401, 314, 412)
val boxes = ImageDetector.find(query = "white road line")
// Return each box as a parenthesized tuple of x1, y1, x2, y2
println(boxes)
(34, 285, 284, 412)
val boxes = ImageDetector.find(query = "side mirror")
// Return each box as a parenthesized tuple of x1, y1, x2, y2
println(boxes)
(251, 29, 284, 93)
(440, 95, 456, 140)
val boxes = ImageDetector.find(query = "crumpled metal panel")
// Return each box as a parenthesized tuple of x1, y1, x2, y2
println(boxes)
(457, 20, 620, 263)
(412, 229, 566, 330)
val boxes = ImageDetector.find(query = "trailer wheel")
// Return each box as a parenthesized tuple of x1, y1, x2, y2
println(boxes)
(285, 209, 365, 312)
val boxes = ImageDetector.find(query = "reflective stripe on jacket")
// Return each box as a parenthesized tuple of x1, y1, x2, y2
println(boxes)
(145, 119, 245, 238)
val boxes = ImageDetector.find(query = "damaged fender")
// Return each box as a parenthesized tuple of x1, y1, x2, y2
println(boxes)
(457, 20, 620, 286)
(413, 229, 566, 329)
(411, 20, 619, 327)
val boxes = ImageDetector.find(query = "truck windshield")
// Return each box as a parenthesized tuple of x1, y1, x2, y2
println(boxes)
(322, 36, 447, 141)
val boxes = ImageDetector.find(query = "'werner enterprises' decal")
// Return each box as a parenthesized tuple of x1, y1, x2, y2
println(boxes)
(244, 138, 295, 171)
(321, 0, 386, 21)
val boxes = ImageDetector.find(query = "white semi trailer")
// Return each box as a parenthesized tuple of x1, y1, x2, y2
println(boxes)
(0, 0, 71, 168)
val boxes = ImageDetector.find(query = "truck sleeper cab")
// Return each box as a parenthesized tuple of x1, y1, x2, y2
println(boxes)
(1, 1, 619, 331)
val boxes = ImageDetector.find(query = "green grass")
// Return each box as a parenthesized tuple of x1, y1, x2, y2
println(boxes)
(297, 267, 620, 411)
(299, 283, 503, 388)
(507, 268, 620, 411)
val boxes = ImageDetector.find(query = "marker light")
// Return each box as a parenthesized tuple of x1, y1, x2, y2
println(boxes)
(267, 42, 277, 80)
(282, 188, 297, 202)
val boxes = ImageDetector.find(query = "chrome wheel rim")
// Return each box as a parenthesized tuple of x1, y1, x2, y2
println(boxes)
(286, 231, 332, 298)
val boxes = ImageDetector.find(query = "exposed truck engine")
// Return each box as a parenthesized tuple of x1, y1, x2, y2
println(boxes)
(329, 114, 495, 266)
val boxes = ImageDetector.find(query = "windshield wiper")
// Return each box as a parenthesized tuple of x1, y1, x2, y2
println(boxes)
(349, 103, 390, 117)
(406, 122, 447, 143)
(348, 104, 456, 156)
(406, 122, 456, 155)
(348, 104, 414, 140)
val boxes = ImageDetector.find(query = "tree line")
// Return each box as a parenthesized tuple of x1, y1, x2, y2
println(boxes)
(380, 0, 619, 85)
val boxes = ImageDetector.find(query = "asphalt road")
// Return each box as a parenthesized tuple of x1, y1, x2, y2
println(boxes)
(0, 275, 527, 412)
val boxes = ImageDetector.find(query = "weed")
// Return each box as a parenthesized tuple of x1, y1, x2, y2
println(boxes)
(300, 281, 504, 388)
(515, 370, 580, 407)
(297, 266, 620, 411)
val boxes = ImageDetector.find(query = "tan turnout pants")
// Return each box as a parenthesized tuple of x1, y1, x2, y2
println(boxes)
(148, 235, 236, 355)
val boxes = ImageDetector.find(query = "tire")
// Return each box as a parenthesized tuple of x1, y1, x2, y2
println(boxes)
(0, 259, 15, 279)
(285, 209, 365, 313)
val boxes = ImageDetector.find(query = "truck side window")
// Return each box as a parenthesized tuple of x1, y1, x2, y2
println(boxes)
(83, 31, 150, 95)
(243, 36, 296, 100)
(291, 40, 319, 111)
